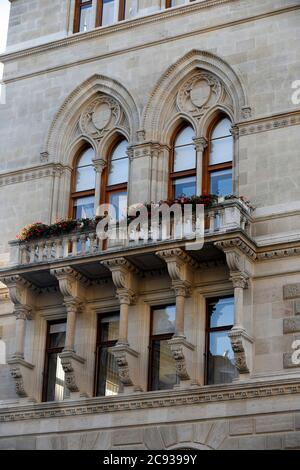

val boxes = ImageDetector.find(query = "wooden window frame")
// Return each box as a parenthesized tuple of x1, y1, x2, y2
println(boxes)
(73, 0, 93, 33)
(42, 319, 66, 402)
(94, 312, 119, 396)
(202, 114, 233, 195)
(96, 0, 126, 27)
(69, 143, 96, 219)
(204, 295, 234, 385)
(168, 122, 196, 200)
(100, 136, 128, 207)
(147, 304, 176, 391)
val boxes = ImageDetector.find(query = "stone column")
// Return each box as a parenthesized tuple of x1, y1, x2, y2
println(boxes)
(172, 283, 189, 337)
(231, 273, 248, 328)
(230, 125, 239, 194)
(116, 289, 134, 345)
(63, 300, 80, 353)
(193, 137, 207, 195)
(14, 307, 31, 359)
(92, 158, 106, 214)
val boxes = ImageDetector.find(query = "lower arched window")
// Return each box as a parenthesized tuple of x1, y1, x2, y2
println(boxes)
(71, 145, 96, 219)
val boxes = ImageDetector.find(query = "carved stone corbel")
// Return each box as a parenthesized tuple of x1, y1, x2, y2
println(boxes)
(50, 267, 88, 396)
(215, 238, 254, 376)
(0, 275, 36, 400)
(101, 258, 141, 392)
(167, 336, 195, 385)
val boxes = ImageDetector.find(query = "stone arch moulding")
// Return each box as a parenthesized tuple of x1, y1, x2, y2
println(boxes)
(42, 74, 141, 166)
(142, 49, 250, 142)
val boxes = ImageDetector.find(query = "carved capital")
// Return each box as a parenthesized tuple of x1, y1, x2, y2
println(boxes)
(193, 136, 208, 152)
(92, 158, 106, 173)
(63, 299, 83, 315)
(230, 273, 249, 289)
(172, 281, 192, 298)
(116, 288, 135, 305)
(14, 305, 32, 321)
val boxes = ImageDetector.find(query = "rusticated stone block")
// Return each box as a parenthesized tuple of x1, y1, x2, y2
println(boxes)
(284, 432, 300, 449)
(112, 429, 143, 446)
(283, 317, 300, 334)
(283, 283, 300, 300)
(229, 418, 254, 436)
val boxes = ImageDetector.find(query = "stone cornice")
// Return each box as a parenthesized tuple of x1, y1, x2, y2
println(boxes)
(1, 2, 299, 85)
(0, 163, 71, 188)
(237, 109, 300, 136)
(1, 376, 300, 422)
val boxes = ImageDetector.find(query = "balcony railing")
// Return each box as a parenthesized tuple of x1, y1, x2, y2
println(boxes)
(8, 200, 252, 268)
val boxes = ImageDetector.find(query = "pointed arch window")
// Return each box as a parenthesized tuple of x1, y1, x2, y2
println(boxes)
(204, 116, 233, 196)
(71, 146, 96, 219)
(102, 138, 129, 221)
(170, 124, 196, 198)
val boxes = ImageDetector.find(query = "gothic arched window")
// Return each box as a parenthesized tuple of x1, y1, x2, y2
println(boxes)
(170, 124, 197, 199)
(102, 137, 129, 220)
(71, 146, 96, 219)
(204, 116, 233, 196)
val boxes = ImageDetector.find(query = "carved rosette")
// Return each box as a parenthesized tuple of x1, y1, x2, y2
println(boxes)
(79, 95, 121, 140)
(177, 72, 221, 118)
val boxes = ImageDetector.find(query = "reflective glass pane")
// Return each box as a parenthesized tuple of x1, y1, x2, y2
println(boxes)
(97, 347, 123, 396)
(174, 126, 195, 146)
(208, 297, 234, 328)
(207, 331, 238, 385)
(211, 118, 232, 139)
(79, 4, 94, 32)
(151, 339, 179, 391)
(46, 353, 70, 401)
(173, 144, 196, 172)
(74, 196, 95, 219)
(210, 169, 232, 196)
(111, 140, 128, 160)
(75, 165, 95, 191)
(109, 191, 127, 221)
(77, 147, 94, 167)
(152, 305, 176, 335)
(170, 0, 186, 6)
(209, 136, 233, 165)
(102, 0, 115, 26)
(174, 176, 196, 198)
(49, 322, 66, 349)
(100, 314, 119, 342)
(108, 158, 128, 185)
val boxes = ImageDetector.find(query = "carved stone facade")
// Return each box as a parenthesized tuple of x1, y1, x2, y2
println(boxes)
(0, 0, 300, 450)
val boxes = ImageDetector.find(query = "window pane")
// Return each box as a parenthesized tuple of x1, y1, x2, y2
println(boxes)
(152, 305, 176, 335)
(49, 322, 66, 349)
(175, 126, 195, 146)
(79, 4, 93, 32)
(102, 0, 115, 26)
(173, 144, 196, 172)
(210, 169, 232, 196)
(100, 314, 119, 342)
(174, 176, 196, 198)
(207, 331, 238, 385)
(210, 136, 233, 165)
(75, 165, 96, 191)
(111, 140, 128, 160)
(97, 347, 123, 396)
(208, 297, 234, 328)
(109, 191, 127, 221)
(46, 353, 70, 401)
(169, 0, 186, 6)
(77, 147, 94, 167)
(74, 195, 95, 219)
(151, 339, 179, 391)
(108, 158, 128, 185)
(211, 118, 232, 140)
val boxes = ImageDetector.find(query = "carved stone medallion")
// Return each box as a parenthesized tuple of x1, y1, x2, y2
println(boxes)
(177, 72, 221, 118)
(80, 95, 120, 140)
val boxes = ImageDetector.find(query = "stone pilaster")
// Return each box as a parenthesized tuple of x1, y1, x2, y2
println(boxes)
(92, 158, 106, 214)
(193, 136, 207, 196)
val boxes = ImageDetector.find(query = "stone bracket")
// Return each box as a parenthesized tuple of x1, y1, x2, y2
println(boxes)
(111, 343, 142, 392)
(59, 351, 87, 395)
(228, 327, 253, 374)
(8, 357, 35, 399)
(168, 336, 195, 384)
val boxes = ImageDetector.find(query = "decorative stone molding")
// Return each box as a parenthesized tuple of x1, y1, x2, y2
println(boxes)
(193, 136, 208, 152)
(168, 336, 195, 384)
(79, 95, 121, 141)
(111, 343, 142, 392)
(0, 163, 70, 188)
(283, 283, 300, 300)
(177, 72, 221, 119)
(238, 110, 300, 136)
(60, 351, 87, 395)
(283, 317, 300, 334)
(101, 258, 139, 291)
(1, 376, 300, 423)
(50, 267, 87, 301)
(228, 327, 253, 374)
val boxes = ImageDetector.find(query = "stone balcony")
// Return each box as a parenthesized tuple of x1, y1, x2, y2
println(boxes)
(6, 199, 253, 273)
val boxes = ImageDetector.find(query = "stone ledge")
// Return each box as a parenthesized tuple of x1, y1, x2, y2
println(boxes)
(1, 376, 300, 423)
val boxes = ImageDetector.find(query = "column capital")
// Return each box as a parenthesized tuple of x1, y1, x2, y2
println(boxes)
(92, 158, 106, 173)
(116, 288, 136, 305)
(230, 273, 249, 289)
(14, 305, 32, 321)
(193, 136, 208, 152)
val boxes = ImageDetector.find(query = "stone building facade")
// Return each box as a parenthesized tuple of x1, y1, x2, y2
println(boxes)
(0, 0, 300, 450)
